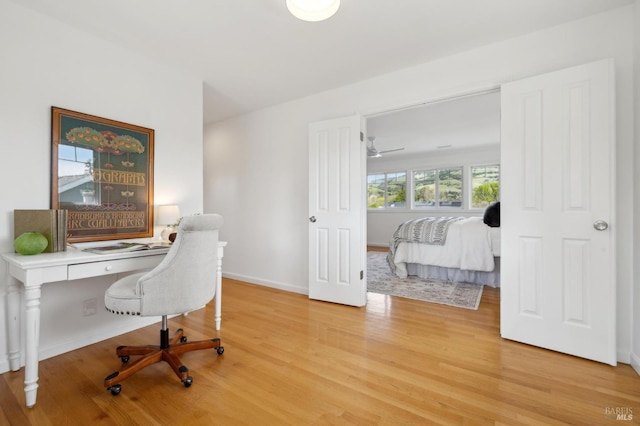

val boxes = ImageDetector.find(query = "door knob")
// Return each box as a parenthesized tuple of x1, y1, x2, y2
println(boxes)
(593, 220, 608, 231)
(309, 216, 316, 223)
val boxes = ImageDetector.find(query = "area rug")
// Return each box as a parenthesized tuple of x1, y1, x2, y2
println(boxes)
(367, 251, 483, 310)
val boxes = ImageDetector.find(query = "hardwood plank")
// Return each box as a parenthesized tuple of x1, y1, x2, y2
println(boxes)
(1, 276, 638, 425)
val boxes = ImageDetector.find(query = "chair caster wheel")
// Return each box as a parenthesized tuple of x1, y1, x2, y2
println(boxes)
(120, 355, 130, 363)
(109, 384, 122, 395)
(180, 336, 188, 343)
(216, 346, 224, 355)
(183, 376, 193, 387)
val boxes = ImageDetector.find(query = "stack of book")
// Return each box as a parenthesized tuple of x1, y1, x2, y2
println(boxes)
(14, 209, 68, 253)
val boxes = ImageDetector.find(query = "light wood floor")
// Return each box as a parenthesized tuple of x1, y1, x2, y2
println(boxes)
(1, 275, 639, 425)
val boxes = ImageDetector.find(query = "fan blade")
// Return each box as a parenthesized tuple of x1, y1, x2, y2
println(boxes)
(378, 147, 405, 154)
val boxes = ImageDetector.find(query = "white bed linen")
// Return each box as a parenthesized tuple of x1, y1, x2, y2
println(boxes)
(489, 226, 501, 256)
(391, 217, 499, 279)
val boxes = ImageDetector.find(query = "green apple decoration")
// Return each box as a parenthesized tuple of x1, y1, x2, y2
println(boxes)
(14, 232, 48, 255)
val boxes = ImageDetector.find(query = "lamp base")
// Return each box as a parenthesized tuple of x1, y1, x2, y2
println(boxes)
(161, 225, 177, 242)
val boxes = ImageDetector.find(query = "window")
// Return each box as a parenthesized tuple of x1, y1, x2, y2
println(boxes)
(413, 167, 462, 208)
(413, 169, 435, 207)
(369, 164, 498, 211)
(471, 165, 500, 208)
(367, 172, 406, 208)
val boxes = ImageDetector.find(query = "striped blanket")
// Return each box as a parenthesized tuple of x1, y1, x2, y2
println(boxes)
(387, 217, 464, 273)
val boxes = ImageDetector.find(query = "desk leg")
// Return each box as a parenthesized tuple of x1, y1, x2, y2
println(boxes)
(6, 275, 21, 372)
(215, 245, 224, 331)
(23, 284, 42, 408)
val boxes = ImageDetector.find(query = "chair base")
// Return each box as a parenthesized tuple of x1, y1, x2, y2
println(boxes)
(104, 327, 223, 394)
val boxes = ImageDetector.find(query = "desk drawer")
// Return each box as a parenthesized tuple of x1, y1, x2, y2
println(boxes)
(68, 255, 164, 280)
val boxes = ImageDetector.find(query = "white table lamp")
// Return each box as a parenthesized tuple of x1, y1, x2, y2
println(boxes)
(157, 205, 181, 241)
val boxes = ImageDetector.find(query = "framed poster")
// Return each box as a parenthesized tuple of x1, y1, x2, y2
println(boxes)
(51, 107, 154, 242)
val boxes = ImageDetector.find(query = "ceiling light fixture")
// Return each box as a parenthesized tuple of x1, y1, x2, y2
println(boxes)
(286, 0, 340, 22)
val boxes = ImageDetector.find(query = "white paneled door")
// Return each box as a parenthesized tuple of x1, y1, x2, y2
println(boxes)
(500, 59, 616, 365)
(308, 115, 367, 306)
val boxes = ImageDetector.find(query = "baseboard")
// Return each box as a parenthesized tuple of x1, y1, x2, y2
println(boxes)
(0, 317, 161, 374)
(223, 272, 308, 295)
(367, 243, 388, 248)
(616, 349, 631, 365)
(38, 317, 162, 362)
(630, 351, 640, 376)
(0, 359, 9, 375)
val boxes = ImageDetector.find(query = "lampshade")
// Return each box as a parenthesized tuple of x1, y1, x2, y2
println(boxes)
(286, 0, 340, 22)
(157, 205, 180, 225)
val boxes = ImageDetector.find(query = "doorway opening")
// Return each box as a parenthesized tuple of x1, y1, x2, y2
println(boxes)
(364, 90, 502, 300)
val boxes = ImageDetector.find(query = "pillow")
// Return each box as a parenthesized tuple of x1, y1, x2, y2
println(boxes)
(483, 202, 500, 227)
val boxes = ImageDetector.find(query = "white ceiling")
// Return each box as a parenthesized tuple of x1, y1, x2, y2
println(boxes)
(367, 90, 501, 158)
(12, 0, 633, 125)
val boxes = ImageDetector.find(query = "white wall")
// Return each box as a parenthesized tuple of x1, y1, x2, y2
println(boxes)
(204, 6, 635, 362)
(0, 0, 204, 372)
(367, 144, 500, 246)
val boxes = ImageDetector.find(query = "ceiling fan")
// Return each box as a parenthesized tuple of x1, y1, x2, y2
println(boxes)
(367, 136, 404, 158)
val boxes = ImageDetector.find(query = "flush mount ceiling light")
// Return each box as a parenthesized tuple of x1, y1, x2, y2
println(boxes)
(286, 0, 340, 22)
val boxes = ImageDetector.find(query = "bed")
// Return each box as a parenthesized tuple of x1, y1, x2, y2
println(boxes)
(387, 216, 501, 287)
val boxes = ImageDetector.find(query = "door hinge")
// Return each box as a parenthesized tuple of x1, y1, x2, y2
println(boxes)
(360, 131, 364, 142)
(360, 270, 364, 280)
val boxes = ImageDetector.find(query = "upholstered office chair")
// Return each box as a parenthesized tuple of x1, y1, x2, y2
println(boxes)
(103, 214, 224, 396)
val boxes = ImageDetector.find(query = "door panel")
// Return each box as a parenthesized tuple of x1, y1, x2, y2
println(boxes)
(308, 115, 366, 306)
(501, 59, 616, 365)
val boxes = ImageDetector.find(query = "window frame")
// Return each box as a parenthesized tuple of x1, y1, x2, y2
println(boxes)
(367, 171, 407, 209)
(469, 163, 500, 210)
(367, 162, 499, 212)
(412, 166, 464, 210)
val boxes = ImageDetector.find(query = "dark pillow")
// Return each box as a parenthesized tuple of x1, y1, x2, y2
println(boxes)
(483, 202, 500, 227)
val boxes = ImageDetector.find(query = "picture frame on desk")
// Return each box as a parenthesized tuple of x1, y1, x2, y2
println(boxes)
(51, 107, 155, 243)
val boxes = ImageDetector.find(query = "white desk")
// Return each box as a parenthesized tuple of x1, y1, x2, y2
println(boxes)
(2, 240, 226, 408)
